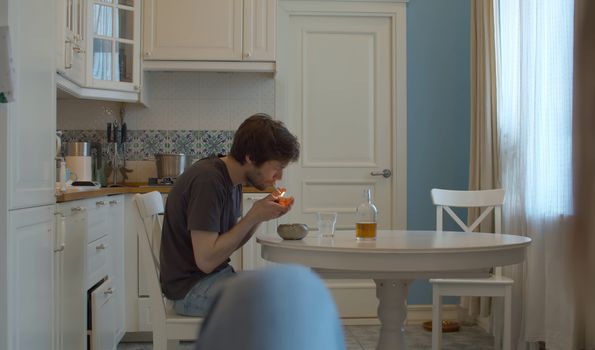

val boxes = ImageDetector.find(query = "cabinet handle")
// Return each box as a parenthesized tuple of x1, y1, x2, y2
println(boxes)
(104, 287, 115, 295)
(96, 243, 107, 250)
(72, 45, 85, 54)
(145, 51, 151, 56)
(109, 200, 120, 205)
(64, 40, 73, 69)
(54, 214, 66, 252)
(244, 51, 253, 58)
(71, 206, 86, 212)
(96, 200, 107, 206)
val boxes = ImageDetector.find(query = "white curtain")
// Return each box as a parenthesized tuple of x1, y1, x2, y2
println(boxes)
(495, 0, 575, 349)
(92, 4, 112, 81)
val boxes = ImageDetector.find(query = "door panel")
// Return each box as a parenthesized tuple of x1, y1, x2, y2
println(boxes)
(283, 14, 394, 231)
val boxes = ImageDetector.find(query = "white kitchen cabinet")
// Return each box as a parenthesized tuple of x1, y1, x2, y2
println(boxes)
(51, 196, 124, 350)
(241, 193, 276, 270)
(5, 0, 57, 210)
(54, 202, 87, 350)
(90, 278, 118, 350)
(85, 195, 125, 349)
(108, 196, 126, 341)
(6, 206, 55, 350)
(87, 0, 141, 92)
(56, 0, 142, 102)
(142, 0, 276, 71)
(57, 0, 86, 86)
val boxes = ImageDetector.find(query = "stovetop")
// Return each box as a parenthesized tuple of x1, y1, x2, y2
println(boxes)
(148, 177, 176, 186)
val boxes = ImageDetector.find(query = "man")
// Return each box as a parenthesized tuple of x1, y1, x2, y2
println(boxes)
(160, 113, 300, 317)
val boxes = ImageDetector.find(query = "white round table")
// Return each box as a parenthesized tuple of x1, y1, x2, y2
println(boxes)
(257, 230, 531, 350)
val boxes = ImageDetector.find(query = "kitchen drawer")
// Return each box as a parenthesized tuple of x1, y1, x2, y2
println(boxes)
(87, 198, 110, 244)
(90, 277, 118, 350)
(86, 234, 112, 289)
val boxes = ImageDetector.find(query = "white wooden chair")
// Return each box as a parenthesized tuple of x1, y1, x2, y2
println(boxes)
(430, 188, 512, 350)
(133, 191, 203, 350)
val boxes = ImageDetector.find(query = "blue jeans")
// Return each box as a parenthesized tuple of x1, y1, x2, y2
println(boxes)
(174, 265, 235, 317)
(195, 264, 346, 350)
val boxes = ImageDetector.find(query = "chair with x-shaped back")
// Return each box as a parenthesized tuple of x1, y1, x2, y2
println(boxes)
(430, 188, 512, 350)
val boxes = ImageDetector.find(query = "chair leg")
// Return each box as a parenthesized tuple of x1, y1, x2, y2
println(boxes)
(152, 332, 167, 350)
(503, 286, 512, 350)
(432, 286, 442, 350)
(166, 339, 180, 350)
(493, 297, 503, 350)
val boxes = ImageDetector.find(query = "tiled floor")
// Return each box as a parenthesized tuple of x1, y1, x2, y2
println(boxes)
(118, 324, 494, 350)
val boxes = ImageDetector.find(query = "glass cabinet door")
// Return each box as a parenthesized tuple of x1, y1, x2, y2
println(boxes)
(88, 0, 139, 90)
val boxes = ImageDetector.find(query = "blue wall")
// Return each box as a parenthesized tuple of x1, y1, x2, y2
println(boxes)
(405, 0, 471, 304)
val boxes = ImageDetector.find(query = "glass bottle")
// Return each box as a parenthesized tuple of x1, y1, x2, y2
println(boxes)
(355, 188, 377, 240)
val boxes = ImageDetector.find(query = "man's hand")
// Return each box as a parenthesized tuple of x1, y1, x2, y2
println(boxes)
(245, 194, 291, 222)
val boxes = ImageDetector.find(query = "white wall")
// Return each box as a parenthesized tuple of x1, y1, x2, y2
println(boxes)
(57, 71, 275, 131)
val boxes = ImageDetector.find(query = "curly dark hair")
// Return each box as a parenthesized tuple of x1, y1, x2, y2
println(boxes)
(229, 113, 300, 166)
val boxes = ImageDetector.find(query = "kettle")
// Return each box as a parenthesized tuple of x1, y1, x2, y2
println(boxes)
(64, 142, 94, 184)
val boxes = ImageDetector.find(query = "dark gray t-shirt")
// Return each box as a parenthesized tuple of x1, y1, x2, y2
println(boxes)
(160, 157, 242, 300)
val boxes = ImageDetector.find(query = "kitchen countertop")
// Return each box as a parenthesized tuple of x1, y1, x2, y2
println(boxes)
(55, 185, 274, 202)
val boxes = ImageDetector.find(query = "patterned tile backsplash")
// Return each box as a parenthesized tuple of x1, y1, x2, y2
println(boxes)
(61, 129, 234, 161)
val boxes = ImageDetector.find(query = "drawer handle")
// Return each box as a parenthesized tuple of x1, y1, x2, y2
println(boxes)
(109, 200, 120, 205)
(96, 243, 107, 250)
(104, 287, 115, 295)
(71, 206, 86, 212)
(96, 200, 107, 206)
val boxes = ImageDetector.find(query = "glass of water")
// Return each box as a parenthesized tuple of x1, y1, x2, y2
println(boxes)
(317, 212, 337, 238)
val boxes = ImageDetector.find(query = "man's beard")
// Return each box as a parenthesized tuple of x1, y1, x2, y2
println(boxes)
(246, 169, 267, 190)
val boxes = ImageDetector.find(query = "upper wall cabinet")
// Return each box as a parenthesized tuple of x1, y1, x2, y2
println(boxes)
(142, 0, 276, 72)
(57, 0, 86, 86)
(57, 0, 142, 102)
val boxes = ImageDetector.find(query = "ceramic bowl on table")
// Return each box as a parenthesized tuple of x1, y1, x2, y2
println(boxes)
(277, 223, 309, 240)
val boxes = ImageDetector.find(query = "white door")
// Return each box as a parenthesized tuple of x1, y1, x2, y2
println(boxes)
(277, 2, 407, 233)
(7, 206, 54, 350)
(143, 0, 243, 61)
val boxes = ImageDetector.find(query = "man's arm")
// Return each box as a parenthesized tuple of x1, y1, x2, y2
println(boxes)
(190, 195, 290, 273)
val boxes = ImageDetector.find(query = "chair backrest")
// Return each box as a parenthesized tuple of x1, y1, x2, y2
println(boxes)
(133, 192, 167, 326)
(431, 188, 504, 234)
(134, 191, 164, 268)
(431, 188, 505, 275)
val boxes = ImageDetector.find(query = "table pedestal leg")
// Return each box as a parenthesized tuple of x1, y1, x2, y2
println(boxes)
(374, 279, 411, 350)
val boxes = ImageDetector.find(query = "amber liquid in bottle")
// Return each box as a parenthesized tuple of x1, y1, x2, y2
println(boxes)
(356, 222, 377, 240)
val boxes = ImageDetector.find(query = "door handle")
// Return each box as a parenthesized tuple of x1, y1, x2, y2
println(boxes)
(370, 169, 392, 178)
